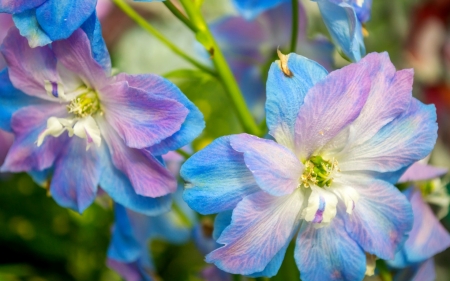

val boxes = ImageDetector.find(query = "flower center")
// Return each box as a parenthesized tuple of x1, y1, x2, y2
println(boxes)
(301, 155, 339, 188)
(67, 89, 101, 118)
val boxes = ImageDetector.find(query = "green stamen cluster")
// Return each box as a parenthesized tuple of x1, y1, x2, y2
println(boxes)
(301, 155, 339, 188)
(67, 90, 100, 118)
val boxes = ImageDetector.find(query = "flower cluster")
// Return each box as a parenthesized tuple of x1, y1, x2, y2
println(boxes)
(0, 1, 448, 281)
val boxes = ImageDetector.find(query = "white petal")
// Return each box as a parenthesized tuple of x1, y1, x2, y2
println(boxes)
(329, 181, 360, 215)
(73, 116, 101, 150)
(36, 117, 66, 146)
(302, 187, 338, 227)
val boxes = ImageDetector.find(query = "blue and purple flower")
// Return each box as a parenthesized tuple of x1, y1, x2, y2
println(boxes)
(0, 27, 204, 214)
(181, 52, 437, 280)
(314, 0, 372, 61)
(389, 162, 450, 281)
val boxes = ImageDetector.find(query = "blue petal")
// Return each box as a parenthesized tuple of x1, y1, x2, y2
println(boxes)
(266, 53, 328, 151)
(315, 0, 365, 62)
(107, 203, 142, 262)
(0, 0, 45, 14)
(50, 136, 101, 213)
(99, 144, 172, 216)
(12, 9, 52, 47)
(35, 0, 97, 41)
(28, 169, 51, 186)
(232, 0, 290, 20)
(181, 136, 259, 215)
(0, 69, 43, 132)
(295, 215, 366, 281)
(80, 11, 112, 72)
(213, 210, 233, 241)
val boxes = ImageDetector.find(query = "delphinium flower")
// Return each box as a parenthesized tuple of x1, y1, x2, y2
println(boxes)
(0, 13, 13, 70)
(181, 52, 437, 280)
(388, 162, 450, 281)
(314, 0, 372, 61)
(0, 27, 204, 214)
(0, 0, 110, 69)
(107, 193, 195, 281)
(209, 1, 333, 118)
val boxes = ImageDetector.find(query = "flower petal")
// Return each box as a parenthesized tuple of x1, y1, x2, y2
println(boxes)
(51, 28, 108, 88)
(229, 134, 303, 196)
(35, 0, 97, 41)
(0, 69, 44, 132)
(295, 214, 366, 281)
(339, 52, 413, 149)
(101, 81, 189, 150)
(181, 136, 260, 215)
(398, 162, 447, 183)
(12, 9, 52, 47)
(0, 0, 45, 13)
(98, 145, 172, 216)
(315, 0, 365, 62)
(1, 104, 67, 172)
(402, 188, 450, 264)
(207, 190, 302, 275)
(114, 73, 204, 155)
(50, 136, 101, 212)
(343, 178, 413, 260)
(1, 27, 58, 99)
(98, 116, 177, 198)
(338, 98, 437, 173)
(394, 259, 436, 281)
(294, 58, 371, 160)
(80, 11, 112, 72)
(266, 53, 328, 151)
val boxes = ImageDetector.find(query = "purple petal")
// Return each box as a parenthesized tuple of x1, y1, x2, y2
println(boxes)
(51, 28, 108, 89)
(343, 177, 413, 260)
(50, 136, 101, 212)
(403, 188, 450, 263)
(340, 52, 413, 148)
(295, 215, 366, 281)
(206, 190, 302, 275)
(338, 98, 437, 173)
(294, 57, 371, 160)
(229, 133, 303, 196)
(98, 117, 177, 198)
(398, 162, 447, 183)
(181, 136, 260, 215)
(107, 259, 143, 281)
(101, 81, 189, 150)
(0, 0, 45, 13)
(114, 73, 204, 155)
(394, 259, 436, 281)
(1, 27, 58, 100)
(0, 129, 13, 166)
(1, 104, 67, 172)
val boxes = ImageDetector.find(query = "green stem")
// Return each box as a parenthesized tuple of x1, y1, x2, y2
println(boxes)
(111, 0, 216, 76)
(175, 148, 191, 160)
(163, 1, 199, 32)
(232, 275, 241, 281)
(179, 0, 261, 136)
(290, 0, 299, 53)
(377, 260, 393, 281)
